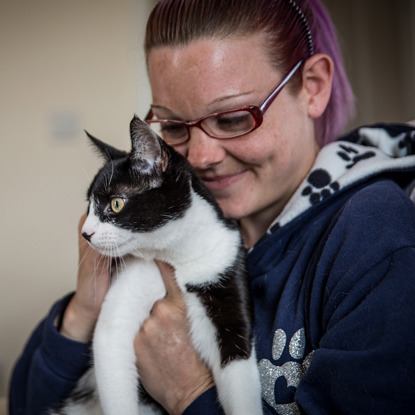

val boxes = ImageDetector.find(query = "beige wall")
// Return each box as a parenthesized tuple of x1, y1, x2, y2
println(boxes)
(0, 0, 154, 397)
(1, 0, 414, 401)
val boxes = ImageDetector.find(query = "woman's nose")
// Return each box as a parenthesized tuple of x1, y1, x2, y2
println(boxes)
(186, 128, 226, 170)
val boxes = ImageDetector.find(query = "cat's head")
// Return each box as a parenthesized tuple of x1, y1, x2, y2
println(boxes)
(81, 115, 192, 257)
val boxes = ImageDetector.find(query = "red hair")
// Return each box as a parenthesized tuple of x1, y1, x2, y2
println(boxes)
(145, 0, 354, 146)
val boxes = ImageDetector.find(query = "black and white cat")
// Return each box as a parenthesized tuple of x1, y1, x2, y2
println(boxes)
(51, 116, 262, 415)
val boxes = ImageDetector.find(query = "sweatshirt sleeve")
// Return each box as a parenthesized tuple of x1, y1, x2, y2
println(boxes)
(9, 294, 91, 415)
(10, 299, 226, 415)
(296, 181, 415, 415)
(10, 297, 227, 415)
(182, 387, 225, 415)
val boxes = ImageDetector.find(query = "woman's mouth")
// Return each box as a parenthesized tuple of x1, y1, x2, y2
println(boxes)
(200, 171, 247, 192)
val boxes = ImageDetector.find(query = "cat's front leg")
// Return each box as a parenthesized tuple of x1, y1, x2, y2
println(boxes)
(184, 291, 262, 415)
(93, 258, 165, 415)
(214, 352, 262, 415)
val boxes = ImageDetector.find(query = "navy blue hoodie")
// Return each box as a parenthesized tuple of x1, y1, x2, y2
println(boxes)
(10, 124, 415, 414)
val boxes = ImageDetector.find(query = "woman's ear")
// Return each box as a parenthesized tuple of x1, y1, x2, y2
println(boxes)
(302, 53, 333, 119)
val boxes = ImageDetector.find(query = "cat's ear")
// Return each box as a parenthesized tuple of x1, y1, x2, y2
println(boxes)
(85, 131, 128, 161)
(129, 115, 169, 175)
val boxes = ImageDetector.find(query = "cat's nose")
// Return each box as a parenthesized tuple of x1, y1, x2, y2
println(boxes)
(82, 232, 94, 242)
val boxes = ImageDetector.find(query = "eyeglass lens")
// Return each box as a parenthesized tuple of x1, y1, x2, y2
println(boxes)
(148, 109, 256, 144)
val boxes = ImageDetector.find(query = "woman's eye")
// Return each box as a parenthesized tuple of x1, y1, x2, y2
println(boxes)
(110, 197, 125, 213)
(215, 111, 253, 132)
(160, 123, 187, 139)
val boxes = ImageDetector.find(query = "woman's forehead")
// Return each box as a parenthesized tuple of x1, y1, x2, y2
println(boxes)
(148, 34, 272, 77)
(147, 35, 280, 117)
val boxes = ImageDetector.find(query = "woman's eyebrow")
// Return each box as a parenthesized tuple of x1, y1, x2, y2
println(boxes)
(150, 90, 255, 119)
(207, 90, 254, 108)
(150, 105, 178, 118)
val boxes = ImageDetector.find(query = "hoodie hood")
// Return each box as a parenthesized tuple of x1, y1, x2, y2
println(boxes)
(267, 123, 415, 232)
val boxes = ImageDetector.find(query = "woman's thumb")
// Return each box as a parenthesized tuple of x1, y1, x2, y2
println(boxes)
(156, 260, 182, 301)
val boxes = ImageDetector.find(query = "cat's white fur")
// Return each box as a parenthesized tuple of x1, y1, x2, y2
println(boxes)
(56, 188, 262, 415)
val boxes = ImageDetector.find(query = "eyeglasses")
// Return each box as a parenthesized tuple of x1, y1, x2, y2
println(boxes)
(145, 60, 303, 146)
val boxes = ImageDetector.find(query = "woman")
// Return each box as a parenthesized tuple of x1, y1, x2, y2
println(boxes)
(10, 0, 415, 414)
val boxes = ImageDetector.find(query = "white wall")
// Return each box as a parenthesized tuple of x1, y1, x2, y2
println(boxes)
(0, 0, 154, 397)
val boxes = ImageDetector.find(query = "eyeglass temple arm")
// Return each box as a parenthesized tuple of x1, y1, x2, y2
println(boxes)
(144, 109, 154, 121)
(260, 60, 303, 114)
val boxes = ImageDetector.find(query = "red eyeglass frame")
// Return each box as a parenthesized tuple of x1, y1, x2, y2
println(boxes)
(145, 60, 303, 144)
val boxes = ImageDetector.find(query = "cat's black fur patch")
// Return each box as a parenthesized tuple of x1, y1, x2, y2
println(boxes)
(50, 387, 95, 414)
(87, 134, 193, 233)
(186, 247, 253, 366)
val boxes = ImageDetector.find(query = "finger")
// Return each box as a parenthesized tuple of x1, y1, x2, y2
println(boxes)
(78, 214, 90, 257)
(155, 260, 182, 302)
(78, 213, 87, 233)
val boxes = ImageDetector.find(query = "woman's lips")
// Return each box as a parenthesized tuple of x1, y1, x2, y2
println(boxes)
(200, 171, 247, 192)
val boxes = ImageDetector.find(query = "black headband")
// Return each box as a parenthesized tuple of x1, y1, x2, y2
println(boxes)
(288, 0, 315, 57)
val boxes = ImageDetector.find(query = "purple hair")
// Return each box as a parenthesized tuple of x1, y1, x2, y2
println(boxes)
(145, 0, 355, 146)
(307, 0, 355, 145)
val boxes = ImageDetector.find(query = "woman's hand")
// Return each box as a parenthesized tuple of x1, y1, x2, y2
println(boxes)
(59, 214, 111, 343)
(134, 261, 215, 415)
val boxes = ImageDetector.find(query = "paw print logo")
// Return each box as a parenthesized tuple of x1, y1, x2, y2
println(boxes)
(337, 144, 376, 169)
(259, 328, 313, 415)
(301, 169, 340, 205)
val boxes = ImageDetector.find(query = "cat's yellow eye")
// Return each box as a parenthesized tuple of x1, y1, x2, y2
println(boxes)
(110, 197, 125, 213)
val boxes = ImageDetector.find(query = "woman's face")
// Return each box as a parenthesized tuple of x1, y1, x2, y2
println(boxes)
(147, 34, 319, 241)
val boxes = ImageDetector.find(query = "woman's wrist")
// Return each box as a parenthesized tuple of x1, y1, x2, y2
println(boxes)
(168, 374, 215, 415)
(56, 298, 96, 343)
(181, 386, 225, 415)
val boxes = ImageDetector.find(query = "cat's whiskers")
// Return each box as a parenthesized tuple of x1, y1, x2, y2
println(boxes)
(96, 254, 111, 293)
(108, 159, 115, 187)
(77, 247, 112, 305)
(98, 233, 147, 263)
(116, 236, 150, 263)
(78, 246, 91, 270)
(102, 159, 115, 190)
(102, 238, 130, 279)
(112, 244, 124, 277)
(77, 160, 93, 183)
